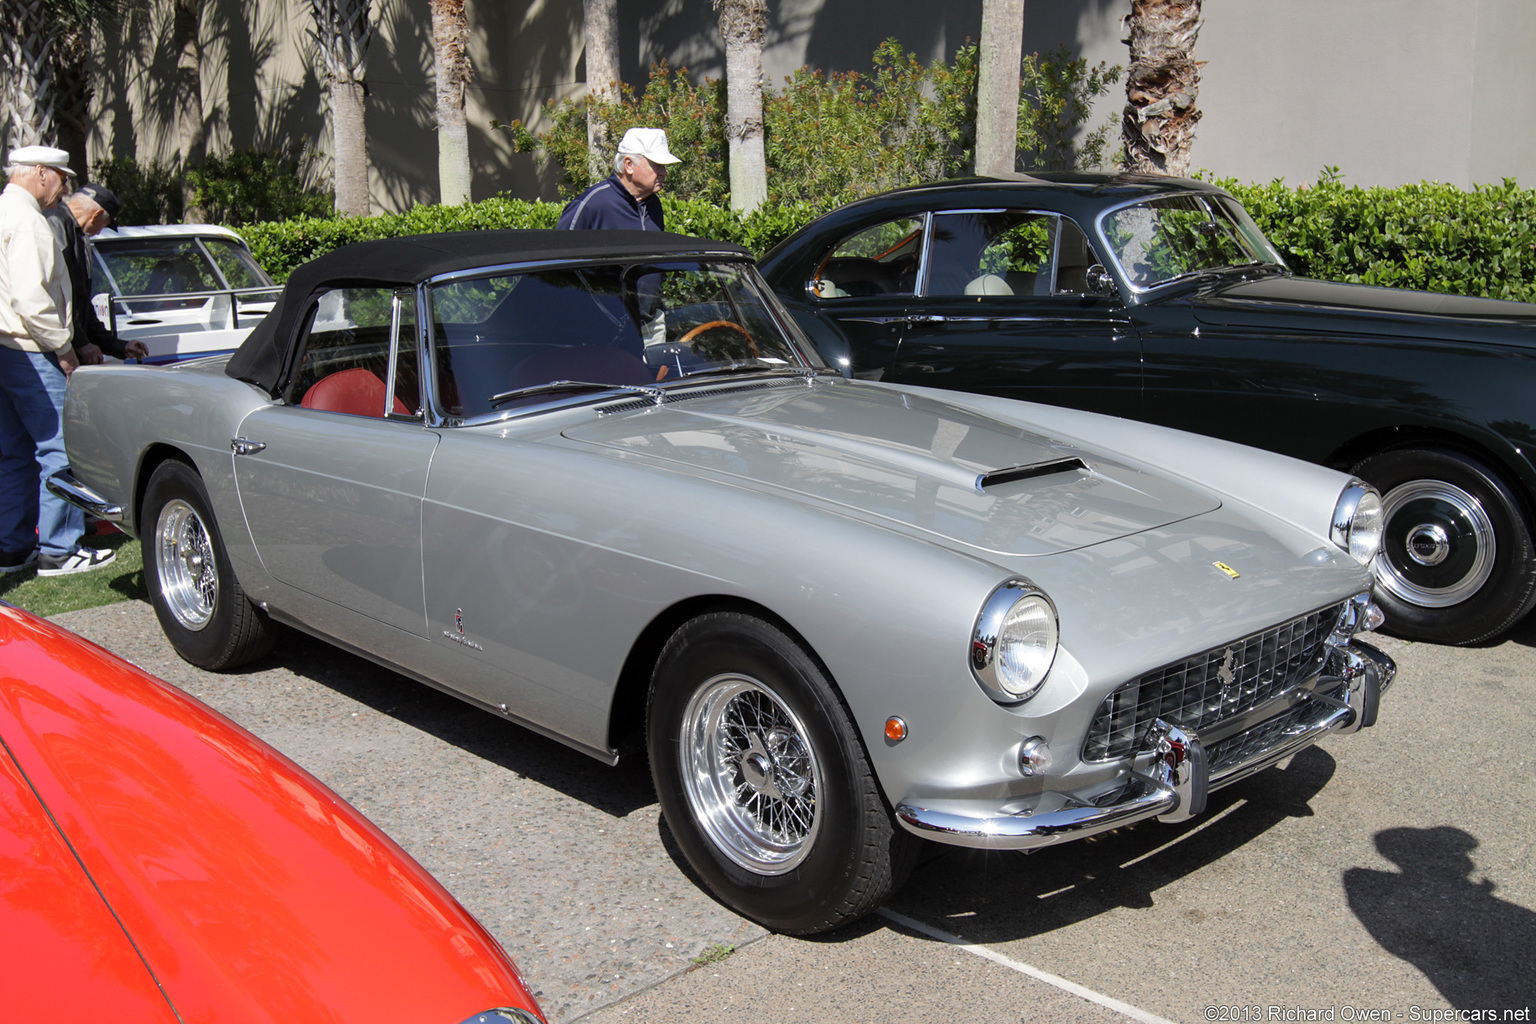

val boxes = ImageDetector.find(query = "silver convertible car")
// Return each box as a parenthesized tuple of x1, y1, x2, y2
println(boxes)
(53, 230, 1395, 934)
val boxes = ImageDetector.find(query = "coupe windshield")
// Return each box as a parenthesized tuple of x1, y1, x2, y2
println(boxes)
(1101, 194, 1286, 290)
(428, 259, 817, 420)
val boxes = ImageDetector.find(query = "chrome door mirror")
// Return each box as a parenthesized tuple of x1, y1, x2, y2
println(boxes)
(1085, 264, 1117, 298)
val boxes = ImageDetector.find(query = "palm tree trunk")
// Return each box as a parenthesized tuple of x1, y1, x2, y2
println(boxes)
(1, 0, 54, 150)
(716, 0, 767, 212)
(430, 0, 472, 205)
(310, 0, 373, 216)
(332, 78, 369, 215)
(583, 0, 619, 184)
(174, 0, 207, 219)
(1122, 0, 1203, 176)
(975, 0, 1025, 177)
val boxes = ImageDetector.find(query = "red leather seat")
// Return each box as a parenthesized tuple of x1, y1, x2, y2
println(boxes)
(300, 369, 407, 417)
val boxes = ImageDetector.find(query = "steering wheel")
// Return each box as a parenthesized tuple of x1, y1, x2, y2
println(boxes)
(676, 319, 758, 358)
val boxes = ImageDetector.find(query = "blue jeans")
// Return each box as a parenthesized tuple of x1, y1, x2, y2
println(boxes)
(0, 346, 83, 558)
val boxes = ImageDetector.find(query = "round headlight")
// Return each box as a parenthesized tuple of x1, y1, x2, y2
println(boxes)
(1332, 480, 1384, 566)
(971, 580, 1059, 703)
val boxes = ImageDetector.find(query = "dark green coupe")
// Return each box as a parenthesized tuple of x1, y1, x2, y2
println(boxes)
(760, 173, 1536, 645)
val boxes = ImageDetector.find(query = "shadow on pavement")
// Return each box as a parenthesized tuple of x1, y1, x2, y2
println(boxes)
(1345, 826, 1535, 1011)
(884, 745, 1338, 943)
(246, 625, 657, 819)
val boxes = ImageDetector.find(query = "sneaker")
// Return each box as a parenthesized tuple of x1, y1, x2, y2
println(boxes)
(37, 546, 117, 577)
(0, 549, 38, 575)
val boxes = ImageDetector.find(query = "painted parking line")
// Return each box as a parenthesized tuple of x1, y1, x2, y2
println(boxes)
(878, 908, 1179, 1024)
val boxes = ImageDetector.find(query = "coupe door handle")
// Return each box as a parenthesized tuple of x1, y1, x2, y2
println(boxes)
(231, 437, 267, 456)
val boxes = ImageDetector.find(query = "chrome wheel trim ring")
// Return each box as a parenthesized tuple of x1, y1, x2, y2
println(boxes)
(155, 498, 216, 631)
(1378, 479, 1496, 608)
(678, 674, 821, 875)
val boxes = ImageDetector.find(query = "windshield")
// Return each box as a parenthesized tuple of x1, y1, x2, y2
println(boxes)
(1100, 194, 1286, 291)
(428, 259, 820, 420)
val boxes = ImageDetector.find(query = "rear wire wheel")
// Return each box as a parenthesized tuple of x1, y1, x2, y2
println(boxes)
(647, 612, 918, 934)
(142, 460, 275, 669)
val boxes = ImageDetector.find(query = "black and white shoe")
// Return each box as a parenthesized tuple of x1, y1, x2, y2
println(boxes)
(37, 546, 117, 577)
(0, 548, 38, 575)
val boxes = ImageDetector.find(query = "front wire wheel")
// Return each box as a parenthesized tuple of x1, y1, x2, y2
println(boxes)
(649, 612, 919, 934)
(680, 675, 821, 874)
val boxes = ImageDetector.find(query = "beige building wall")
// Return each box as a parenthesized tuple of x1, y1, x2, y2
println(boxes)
(89, 0, 1535, 216)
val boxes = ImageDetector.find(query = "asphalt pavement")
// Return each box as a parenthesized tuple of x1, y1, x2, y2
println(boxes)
(54, 599, 1536, 1024)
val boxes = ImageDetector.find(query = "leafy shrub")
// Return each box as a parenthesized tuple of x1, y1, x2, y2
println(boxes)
(91, 147, 333, 227)
(1220, 170, 1536, 303)
(499, 40, 1119, 207)
(91, 155, 181, 226)
(188, 147, 332, 226)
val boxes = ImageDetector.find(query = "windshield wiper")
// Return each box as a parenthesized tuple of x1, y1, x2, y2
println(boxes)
(488, 379, 664, 408)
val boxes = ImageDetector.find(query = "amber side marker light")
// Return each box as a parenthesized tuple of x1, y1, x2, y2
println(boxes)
(885, 717, 907, 742)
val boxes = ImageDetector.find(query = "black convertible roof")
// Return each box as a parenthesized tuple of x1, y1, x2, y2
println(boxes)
(226, 229, 751, 393)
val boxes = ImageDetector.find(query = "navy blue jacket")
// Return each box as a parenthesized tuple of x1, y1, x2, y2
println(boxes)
(556, 175, 665, 232)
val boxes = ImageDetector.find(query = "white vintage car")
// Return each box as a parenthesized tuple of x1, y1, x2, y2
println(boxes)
(88, 224, 280, 364)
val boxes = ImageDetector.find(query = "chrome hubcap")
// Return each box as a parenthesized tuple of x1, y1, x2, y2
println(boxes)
(156, 499, 217, 630)
(1378, 480, 1495, 608)
(679, 675, 820, 874)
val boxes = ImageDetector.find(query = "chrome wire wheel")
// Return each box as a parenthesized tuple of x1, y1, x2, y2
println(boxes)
(1378, 478, 1496, 609)
(155, 498, 217, 631)
(679, 674, 821, 874)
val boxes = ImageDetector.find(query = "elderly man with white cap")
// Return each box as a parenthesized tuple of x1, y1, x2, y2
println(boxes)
(557, 127, 682, 232)
(0, 144, 116, 577)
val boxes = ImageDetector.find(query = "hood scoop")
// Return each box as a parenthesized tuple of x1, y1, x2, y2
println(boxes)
(978, 457, 1087, 490)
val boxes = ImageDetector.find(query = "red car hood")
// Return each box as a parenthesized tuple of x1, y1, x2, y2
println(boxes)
(0, 604, 542, 1023)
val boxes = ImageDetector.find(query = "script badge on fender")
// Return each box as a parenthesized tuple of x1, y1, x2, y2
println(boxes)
(1213, 561, 1241, 580)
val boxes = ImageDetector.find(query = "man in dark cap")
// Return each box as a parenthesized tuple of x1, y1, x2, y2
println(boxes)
(44, 182, 148, 363)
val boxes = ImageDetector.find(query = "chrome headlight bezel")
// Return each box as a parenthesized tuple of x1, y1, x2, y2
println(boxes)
(1331, 480, 1385, 566)
(971, 579, 1059, 704)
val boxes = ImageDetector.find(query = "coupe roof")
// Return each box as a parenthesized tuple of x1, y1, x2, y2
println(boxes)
(226, 229, 750, 393)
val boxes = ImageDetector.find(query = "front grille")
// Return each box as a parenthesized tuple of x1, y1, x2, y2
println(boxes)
(1082, 602, 1345, 762)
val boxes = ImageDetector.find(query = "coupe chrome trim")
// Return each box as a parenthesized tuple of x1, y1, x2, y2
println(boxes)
(230, 436, 267, 456)
(45, 470, 124, 522)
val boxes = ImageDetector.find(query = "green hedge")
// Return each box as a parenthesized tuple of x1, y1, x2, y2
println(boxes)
(241, 195, 828, 281)
(243, 176, 1536, 305)
(1220, 173, 1536, 303)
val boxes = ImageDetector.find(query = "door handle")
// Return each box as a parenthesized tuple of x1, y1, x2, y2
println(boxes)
(231, 437, 266, 456)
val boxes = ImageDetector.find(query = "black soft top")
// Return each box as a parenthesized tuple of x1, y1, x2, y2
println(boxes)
(226, 229, 751, 394)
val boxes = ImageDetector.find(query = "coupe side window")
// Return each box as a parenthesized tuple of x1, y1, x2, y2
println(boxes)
(924, 211, 1099, 298)
(811, 217, 923, 299)
(289, 286, 416, 418)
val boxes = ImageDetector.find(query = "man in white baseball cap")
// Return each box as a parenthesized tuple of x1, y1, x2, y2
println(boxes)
(0, 144, 117, 577)
(557, 127, 682, 232)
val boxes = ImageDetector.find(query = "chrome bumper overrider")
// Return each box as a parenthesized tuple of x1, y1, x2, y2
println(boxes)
(45, 469, 124, 522)
(896, 631, 1395, 850)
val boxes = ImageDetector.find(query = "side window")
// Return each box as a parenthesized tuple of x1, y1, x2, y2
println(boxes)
(289, 286, 408, 417)
(926, 210, 1059, 297)
(1048, 216, 1101, 295)
(811, 217, 923, 299)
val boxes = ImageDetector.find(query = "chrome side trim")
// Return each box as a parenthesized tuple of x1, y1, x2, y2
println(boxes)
(45, 470, 123, 522)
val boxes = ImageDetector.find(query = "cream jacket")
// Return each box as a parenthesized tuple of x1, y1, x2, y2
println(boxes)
(0, 182, 73, 355)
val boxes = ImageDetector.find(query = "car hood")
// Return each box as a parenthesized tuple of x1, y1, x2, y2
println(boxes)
(1190, 275, 1536, 345)
(561, 380, 1220, 557)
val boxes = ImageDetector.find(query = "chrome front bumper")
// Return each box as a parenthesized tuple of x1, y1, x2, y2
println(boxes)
(895, 637, 1395, 850)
